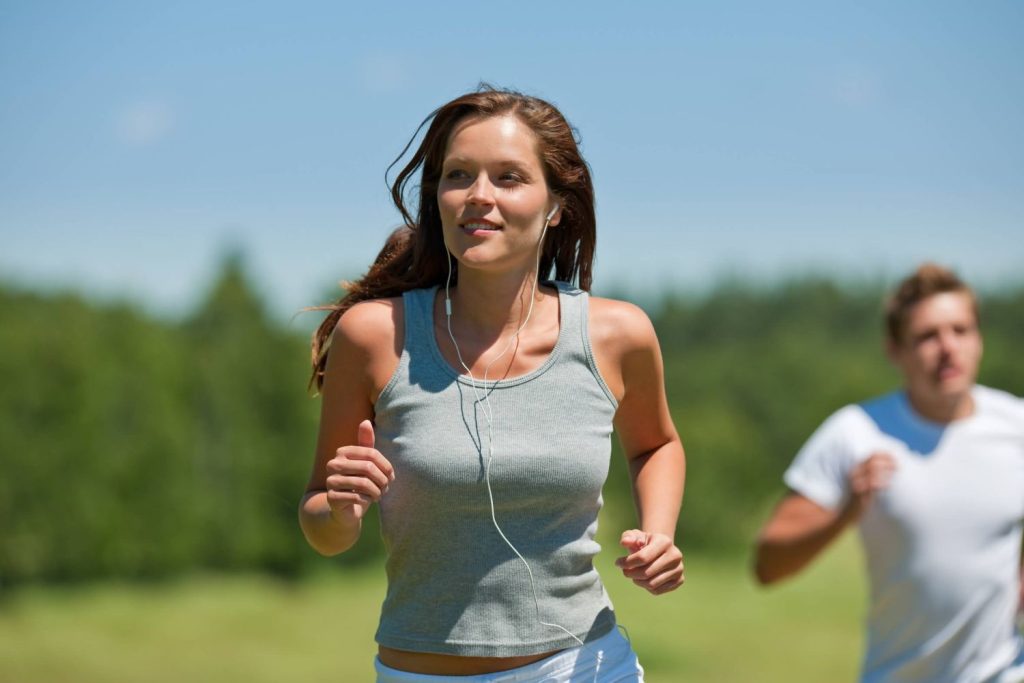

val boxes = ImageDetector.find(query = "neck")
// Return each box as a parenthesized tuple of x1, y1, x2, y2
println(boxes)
(446, 268, 544, 337)
(905, 386, 975, 423)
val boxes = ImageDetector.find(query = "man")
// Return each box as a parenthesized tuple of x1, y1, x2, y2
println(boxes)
(753, 263, 1024, 683)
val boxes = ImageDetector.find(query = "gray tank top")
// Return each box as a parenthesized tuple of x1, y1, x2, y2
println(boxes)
(372, 281, 619, 657)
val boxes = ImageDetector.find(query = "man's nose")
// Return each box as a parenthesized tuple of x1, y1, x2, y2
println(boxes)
(937, 329, 959, 355)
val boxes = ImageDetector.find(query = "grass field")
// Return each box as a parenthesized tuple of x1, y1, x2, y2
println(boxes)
(0, 538, 866, 682)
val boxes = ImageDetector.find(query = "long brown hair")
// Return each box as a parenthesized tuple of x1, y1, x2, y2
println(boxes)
(309, 85, 598, 391)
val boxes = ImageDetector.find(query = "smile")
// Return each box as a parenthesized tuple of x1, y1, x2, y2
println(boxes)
(461, 222, 501, 232)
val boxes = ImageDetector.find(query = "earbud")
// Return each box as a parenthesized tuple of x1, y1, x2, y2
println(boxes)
(440, 207, 587, 654)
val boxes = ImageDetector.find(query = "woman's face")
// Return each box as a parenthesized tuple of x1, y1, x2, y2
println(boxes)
(437, 114, 560, 277)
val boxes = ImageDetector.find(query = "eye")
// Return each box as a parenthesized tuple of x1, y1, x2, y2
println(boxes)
(444, 168, 470, 180)
(496, 167, 535, 187)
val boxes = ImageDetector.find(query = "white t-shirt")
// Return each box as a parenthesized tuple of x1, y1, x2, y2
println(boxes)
(784, 385, 1024, 683)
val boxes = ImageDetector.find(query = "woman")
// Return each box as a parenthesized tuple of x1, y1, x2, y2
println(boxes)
(300, 87, 685, 682)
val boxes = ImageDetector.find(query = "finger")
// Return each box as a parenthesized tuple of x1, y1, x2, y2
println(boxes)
(326, 474, 384, 501)
(619, 529, 649, 553)
(851, 476, 874, 498)
(328, 447, 395, 483)
(621, 548, 683, 580)
(358, 419, 375, 449)
(865, 461, 895, 490)
(326, 488, 372, 509)
(619, 547, 683, 581)
(648, 573, 686, 595)
(867, 460, 896, 477)
(864, 453, 897, 479)
(620, 535, 671, 569)
(632, 564, 685, 592)
(326, 456, 392, 491)
(851, 456, 896, 494)
(868, 470, 893, 490)
(357, 419, 396, 482)
(868, 451, 897, 467)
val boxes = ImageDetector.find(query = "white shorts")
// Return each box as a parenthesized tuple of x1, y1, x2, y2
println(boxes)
(374, 626, 644, 682)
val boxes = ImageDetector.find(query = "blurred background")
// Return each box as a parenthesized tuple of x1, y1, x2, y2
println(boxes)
(1, 2, 1021, 681)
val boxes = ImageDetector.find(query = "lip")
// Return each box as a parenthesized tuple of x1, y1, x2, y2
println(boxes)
(937, 365, 962, 381)
(460, 218, 502, 234)
(460, 217, 500, 228)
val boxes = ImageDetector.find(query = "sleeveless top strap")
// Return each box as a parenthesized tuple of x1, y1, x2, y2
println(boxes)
(394, 281, 615, 406)
(401, 286, 434, 358)
(553, 281, 618, 407)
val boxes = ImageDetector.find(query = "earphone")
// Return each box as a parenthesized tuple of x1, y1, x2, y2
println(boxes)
(442, 204, 590, 652)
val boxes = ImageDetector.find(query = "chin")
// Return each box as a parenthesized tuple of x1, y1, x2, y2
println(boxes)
(935, 378, 974, 399)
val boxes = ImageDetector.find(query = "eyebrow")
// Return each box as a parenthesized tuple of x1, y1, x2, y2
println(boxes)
(442, 156, 534, 168)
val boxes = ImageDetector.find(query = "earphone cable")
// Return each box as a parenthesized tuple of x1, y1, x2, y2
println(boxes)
(443, 219, 586, 650)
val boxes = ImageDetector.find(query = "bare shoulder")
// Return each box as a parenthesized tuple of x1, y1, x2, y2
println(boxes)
(587, 296, 660, 402)
(588, 296, 658, 356)
(324, 297, 403, 396)
(333, 297, 402, 351)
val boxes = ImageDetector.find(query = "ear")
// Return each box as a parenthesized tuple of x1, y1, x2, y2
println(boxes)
(884, 336, 901, 366)
(546, 201, 563, 227)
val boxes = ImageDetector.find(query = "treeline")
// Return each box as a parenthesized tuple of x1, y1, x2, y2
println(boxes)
(1, 260, 1021, 585)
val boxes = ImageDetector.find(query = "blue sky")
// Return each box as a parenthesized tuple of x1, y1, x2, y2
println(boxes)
(1, 2, 1021, 319)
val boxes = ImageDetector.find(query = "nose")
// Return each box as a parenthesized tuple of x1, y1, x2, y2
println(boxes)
(937, 328, 959, 356)
(466, 173, 495, 206)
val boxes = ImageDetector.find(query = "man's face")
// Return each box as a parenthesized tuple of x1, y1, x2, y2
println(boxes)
(888, 292, 983, 404)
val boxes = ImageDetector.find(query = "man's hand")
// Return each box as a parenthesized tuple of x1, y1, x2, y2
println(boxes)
(845, 452, 897, 520)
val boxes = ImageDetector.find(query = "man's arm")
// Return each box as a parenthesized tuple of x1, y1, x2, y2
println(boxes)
(753, 492, 859, 585)
(753, 452, 896, 585)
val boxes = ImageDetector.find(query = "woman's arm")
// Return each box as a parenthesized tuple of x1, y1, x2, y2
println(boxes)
(590, 298, 686, 595)
(298, 299, 401, 556)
